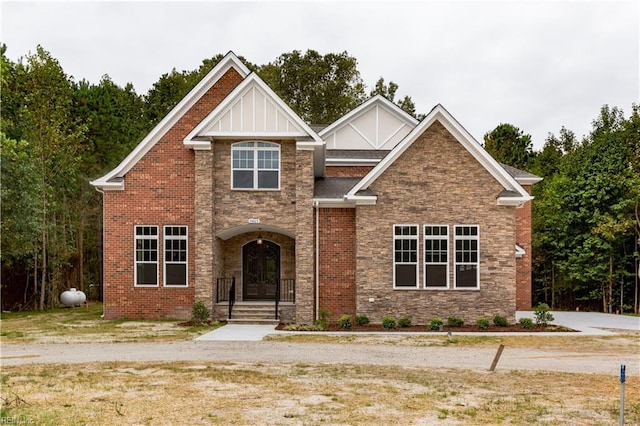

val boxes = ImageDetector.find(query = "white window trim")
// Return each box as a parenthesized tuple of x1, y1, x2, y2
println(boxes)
(163, 225, 188, 287)
(453, 224, 480, 290)
(424, 224, 449, 290)
(393, 224, 419, 289)
(134, 225, 159, 287)
(231, 141, 281, 191)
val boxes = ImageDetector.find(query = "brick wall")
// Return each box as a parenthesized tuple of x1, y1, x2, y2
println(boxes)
(318, 208, 356, 321)
(515, 185, 533, 310)
(102, 68, 244, 320)
(325, 165, 374, 178)
(355, 121, 518, 324)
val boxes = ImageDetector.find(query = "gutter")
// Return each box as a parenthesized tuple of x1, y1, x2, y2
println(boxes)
(314, 200, 320, 322)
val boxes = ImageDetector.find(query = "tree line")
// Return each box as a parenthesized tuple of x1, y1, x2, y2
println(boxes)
(1, 45, 638, 312)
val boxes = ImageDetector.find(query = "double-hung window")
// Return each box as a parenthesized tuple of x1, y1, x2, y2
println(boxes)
(454, 225, 480, 289)
(393, 225, 418, 288)
(424, 225, 449, 288)
(231, 142, 280, 189)
(135, 226, 158, 286)
(164, 226, 187, 287)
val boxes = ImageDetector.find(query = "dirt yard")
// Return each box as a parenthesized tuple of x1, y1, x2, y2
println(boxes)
(1, 306, 639, 424)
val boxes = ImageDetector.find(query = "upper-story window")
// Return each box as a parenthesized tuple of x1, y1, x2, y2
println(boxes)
(231, 142, 280, 190)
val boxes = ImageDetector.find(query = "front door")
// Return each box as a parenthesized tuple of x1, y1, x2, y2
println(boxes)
(243, 240, 280, 300)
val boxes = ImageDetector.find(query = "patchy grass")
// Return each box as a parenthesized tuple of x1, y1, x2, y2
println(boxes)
(0, 303, 222, 343)
(265, 333, 640, 353)
(1, 361, 637, 425)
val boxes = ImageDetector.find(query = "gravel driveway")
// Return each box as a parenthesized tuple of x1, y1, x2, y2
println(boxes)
(2, 312, 638, 376)
(2, 339, 638, 377)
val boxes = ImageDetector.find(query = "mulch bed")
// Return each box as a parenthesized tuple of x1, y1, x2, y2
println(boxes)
(276, 323, 577, 332)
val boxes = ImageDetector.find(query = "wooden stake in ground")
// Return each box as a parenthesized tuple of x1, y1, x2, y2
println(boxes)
(489, 344, 505, 372)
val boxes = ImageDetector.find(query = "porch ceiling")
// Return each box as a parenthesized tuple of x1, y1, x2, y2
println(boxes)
(215, 224, 296, 240)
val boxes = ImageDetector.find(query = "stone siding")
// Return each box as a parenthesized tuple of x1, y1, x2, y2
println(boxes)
(355, 121, 518, 324)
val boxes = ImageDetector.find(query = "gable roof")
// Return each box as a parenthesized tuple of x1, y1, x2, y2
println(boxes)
(319, 95, 419, 150)
(183, 73, 323, 149)
(90, 51, 251, 190)
(345, 104, 533, 206)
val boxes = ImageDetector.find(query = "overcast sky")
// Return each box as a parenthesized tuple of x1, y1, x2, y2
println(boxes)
(2, 1, 638, 149)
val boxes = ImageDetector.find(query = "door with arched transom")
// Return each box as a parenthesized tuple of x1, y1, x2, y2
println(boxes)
(242, 240, 280, 300)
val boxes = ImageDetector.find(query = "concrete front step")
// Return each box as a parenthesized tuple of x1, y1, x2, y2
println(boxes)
(228, 302, 280, 323)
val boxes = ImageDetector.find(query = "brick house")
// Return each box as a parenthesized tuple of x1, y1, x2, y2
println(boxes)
(91, 52, 541, 324)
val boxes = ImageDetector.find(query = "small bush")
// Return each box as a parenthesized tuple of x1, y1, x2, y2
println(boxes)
(493, 315, 508, 327)
(447, 316, 464, 327)
(315, 308, 331, 329)
(533, 303, 554, 326)
(382, 316, 396, 330)
(519, 317, 534, 329)
(337, 314, 352, 329)
(355, 314, 370, 326)
(398, 317, 412, 328)
(192, 301, 210, 324)
(476, 317, 490, 330)
(429, 317, 444, 330)
(283, 323, 325, 331)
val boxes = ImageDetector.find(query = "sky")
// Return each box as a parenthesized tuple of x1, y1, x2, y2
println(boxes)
(2, 1, 638, 150)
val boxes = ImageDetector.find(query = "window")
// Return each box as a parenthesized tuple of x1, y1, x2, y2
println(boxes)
(135, 226, 158, 286)
(164, 226, 187, 286)
(425, 225, 449, 288)
(454, 225, 480, 289)
(231, 142, 280, 189)
(393, 225, 418, 288)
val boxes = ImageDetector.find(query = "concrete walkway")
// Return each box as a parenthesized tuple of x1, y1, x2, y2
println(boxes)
(196, 311, 639, 341)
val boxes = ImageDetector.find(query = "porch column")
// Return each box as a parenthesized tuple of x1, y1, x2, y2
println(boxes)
(295, 147, 315, 323)
(194, 148, 214, 311)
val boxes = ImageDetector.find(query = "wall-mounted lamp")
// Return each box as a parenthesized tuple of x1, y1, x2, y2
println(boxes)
(257, 228, 263, 245)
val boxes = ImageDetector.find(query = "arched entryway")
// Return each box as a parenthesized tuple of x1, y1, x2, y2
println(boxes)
(242, 240, 280, 300)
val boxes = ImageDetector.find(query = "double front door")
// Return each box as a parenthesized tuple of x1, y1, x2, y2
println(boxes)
(242, 240, 280, 300)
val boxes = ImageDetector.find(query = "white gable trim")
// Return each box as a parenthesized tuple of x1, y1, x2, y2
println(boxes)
(91, 51, 250, 190)
(347, 104, 533, 205)
(183, 73, 323, 149)
(319, 95, 418, 150)
(319, 95, 418, 139)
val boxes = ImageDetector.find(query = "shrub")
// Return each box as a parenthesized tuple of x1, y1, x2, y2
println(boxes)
(533, 303, 554, 326)
(382, 316, 396, 330)
(283, 323, 325, 331)
(429, 317, 444, 331)
(192, 301, 210, 324)
(447, 316, 464, 327)
(337, 314, 352, 329)
(519, 317, 534, 329)
(398, 317, 412, 328)
(315, 308, 331, 329)
(476, 317, 490, 330)
(493, 315, 508, 327)
(355, 314, 370, 326)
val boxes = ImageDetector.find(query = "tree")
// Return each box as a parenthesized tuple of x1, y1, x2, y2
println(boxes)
(14, 46, 86, 309)
(483, 123, 534, 170)
(259, 50, 366, 124)
(369, 77, 423, 119)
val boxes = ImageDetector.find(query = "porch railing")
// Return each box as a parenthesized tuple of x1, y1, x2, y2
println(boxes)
(215, 277, 236, 319)
(215, 277, 295, 321)
(275, 278, 295, 320)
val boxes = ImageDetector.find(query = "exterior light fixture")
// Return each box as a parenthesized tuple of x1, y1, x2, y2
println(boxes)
(257, 228, 263, 245)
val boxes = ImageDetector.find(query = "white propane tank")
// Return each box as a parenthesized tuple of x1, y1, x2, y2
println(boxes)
(59, 288, 87, 307)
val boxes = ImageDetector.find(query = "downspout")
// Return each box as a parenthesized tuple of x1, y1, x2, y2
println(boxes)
(96, 187, 106, 319)
(314, 200, 320, 321)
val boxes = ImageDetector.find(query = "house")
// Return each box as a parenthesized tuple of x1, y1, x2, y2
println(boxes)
(91, 52, 541, 324)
